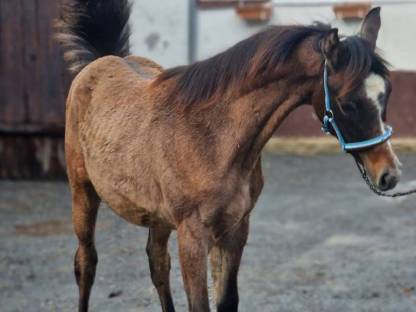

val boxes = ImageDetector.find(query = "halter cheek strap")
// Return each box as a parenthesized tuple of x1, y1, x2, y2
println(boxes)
(321, 60, 393, 152)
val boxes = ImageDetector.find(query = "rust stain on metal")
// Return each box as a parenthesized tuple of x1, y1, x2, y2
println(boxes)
(0, 0, 69, 179)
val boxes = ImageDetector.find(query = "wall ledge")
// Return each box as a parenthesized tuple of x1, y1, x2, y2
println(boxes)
(265, 137, 416, 155)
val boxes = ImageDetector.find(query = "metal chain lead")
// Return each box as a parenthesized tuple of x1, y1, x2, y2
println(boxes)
(355, 159, 416, 197)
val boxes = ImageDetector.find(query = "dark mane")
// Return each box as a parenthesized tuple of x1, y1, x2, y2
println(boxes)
(155, 24, 388, 106)
(155, 24, 331, 106)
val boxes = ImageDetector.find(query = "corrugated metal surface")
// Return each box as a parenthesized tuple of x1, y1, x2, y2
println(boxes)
(0, 0, 68, 179)
(0, 135, 65, 179)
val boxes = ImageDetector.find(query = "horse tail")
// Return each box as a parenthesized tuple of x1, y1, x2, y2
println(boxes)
(55, 0, 132, 74)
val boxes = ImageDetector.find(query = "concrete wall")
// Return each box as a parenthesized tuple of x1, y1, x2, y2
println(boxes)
(129, 1, 416, 71)
(129, 0, 188, 67)
(197, 4, 416, 71)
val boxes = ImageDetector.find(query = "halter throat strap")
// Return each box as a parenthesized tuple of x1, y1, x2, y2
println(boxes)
(321, 60, 393, 152)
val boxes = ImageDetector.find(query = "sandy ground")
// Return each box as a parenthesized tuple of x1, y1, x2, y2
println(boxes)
(1, 153, 416, 312)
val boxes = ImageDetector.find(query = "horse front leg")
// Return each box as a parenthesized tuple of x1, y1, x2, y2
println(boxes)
(146, 226, 175, 312)
(177, 215, 210, 312)
(210, 218, 249, 312)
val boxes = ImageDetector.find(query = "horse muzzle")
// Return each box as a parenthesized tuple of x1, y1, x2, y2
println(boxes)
(357, 142, 402, 192)
(377, 168, 400, 191)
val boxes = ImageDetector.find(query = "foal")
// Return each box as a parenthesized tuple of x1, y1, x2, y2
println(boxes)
(57, 1, 401, 311)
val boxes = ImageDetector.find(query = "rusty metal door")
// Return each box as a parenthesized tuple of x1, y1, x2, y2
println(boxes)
(0, 0, 69, 179)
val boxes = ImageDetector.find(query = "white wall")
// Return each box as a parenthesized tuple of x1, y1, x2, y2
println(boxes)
(129, 0, 188, 68)
(197, 4, 416, 71)
(129, 1, 416, 71)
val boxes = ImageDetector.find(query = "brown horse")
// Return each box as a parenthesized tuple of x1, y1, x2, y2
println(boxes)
(56, 1, 401, 311)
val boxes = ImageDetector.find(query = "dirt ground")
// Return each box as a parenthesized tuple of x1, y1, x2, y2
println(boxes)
(1, 153, 416, 312)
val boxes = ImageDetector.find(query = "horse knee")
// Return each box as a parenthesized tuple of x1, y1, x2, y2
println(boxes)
(146, 228, 171, 276)
(147, 248, 170, 286)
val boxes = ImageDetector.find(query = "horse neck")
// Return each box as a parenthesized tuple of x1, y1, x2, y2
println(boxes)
(177, 39, 324, 175)
(225, 71, 320, 172)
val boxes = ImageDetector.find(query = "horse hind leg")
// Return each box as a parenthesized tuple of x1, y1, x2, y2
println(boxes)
(71, 180, 100, 312)
(67, 136, 101, 312)
(146, 227, 175, 312)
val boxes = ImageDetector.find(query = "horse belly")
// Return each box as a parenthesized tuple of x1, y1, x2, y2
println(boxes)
(106, 202, 157, 228)
(88, 171, 167, 227)
(82, 141, 167, 227)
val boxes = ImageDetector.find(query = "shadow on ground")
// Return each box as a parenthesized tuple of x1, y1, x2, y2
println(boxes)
(1, 154, 416, 312)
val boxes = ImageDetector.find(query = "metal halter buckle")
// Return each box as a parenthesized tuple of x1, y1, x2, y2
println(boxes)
(321, 111, 334, 134)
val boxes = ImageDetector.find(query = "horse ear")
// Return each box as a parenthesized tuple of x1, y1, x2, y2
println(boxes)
(360, 7, 381, 50)
(321, 28, 340, 66)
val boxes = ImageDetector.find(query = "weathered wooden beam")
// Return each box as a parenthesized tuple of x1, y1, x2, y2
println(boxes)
(0, 136, 66, 180)
(0, 124, 64, 137)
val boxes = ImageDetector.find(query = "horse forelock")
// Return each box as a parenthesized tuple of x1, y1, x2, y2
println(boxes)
(336, 36, 389, 96)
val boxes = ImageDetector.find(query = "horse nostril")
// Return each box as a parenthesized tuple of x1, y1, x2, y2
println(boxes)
(378, 171, 399, 191)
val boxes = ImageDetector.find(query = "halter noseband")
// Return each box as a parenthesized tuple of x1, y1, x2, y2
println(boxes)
(321, 60, 393, 152)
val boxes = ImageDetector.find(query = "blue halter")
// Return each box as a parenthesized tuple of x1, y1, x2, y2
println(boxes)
(321, 61, 393, 152)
